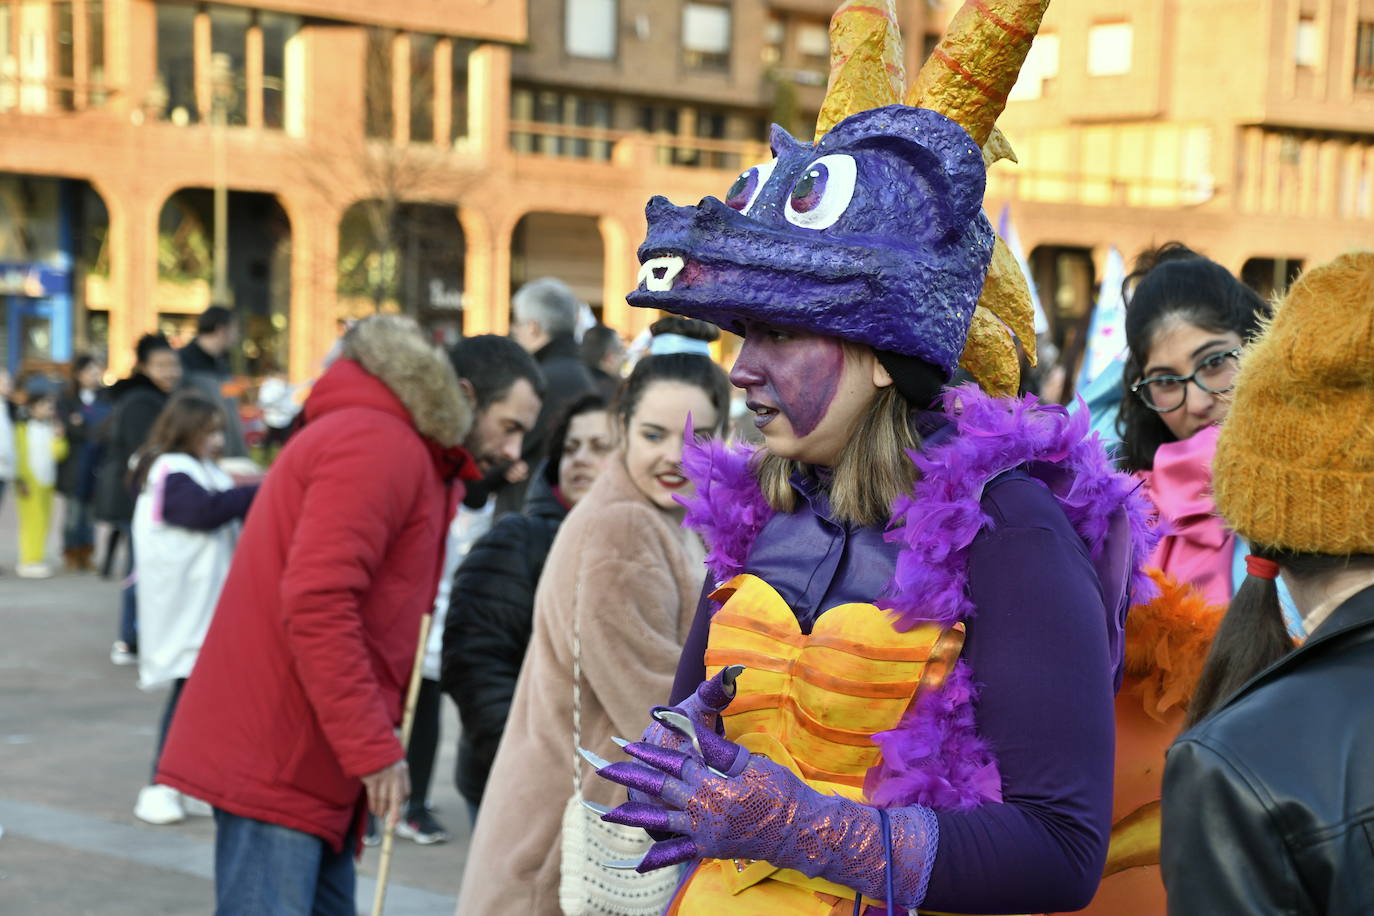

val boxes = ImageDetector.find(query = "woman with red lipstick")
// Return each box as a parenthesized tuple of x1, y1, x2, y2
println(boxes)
(455, 318, 730, 916)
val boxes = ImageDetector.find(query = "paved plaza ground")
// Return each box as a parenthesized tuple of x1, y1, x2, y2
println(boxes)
(0, 495, 473, 914)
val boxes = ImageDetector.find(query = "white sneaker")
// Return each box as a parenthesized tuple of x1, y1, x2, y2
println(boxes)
(181, 794, 213, 817)
(134, 785, 186, 825)
(110, 641, 137, 666)
(16, 563, 53, 579)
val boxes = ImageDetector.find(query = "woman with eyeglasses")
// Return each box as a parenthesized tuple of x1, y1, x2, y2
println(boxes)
(1118, 243, 1271, 607)
(1077, 244, 1274, 916)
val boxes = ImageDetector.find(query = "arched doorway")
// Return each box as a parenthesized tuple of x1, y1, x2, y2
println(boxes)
(510, 212, 604, 321)
(336, 200, 466, 348)
(156, 188, 292, 375)
(1240, 256, 1302, 301)
(0, 174, 109, 375)
(1029, 244, 1096, 399)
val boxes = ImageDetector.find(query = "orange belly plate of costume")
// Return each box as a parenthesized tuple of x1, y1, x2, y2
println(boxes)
(668, 574, 944, 916)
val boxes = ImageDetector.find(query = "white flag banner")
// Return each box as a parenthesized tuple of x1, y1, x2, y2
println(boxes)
(1077, 246, 1127, 391)
(996, 205, 1050, 335)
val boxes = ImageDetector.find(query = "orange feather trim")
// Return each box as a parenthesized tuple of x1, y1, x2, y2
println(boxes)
(1121, 569, 1225, 723)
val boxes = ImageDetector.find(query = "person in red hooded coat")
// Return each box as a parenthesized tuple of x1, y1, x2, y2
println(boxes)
(157, 315, 479, 914)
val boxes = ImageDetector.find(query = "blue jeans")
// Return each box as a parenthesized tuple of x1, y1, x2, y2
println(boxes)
(63, 496, 95, 551)
(213, 810, 355, 915)
(118, 522, 137, 649)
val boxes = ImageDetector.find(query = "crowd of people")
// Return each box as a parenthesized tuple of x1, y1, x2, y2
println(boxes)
(5, 1, 1373, 913)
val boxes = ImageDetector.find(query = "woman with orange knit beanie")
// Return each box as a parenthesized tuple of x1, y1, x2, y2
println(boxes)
(1160, 251, 1374, 914)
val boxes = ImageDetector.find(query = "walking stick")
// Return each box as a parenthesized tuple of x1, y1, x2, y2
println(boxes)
(370, 612, 432, 916)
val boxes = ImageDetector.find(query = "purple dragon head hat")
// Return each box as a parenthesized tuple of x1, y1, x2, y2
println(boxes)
(627, 106, 993, 379)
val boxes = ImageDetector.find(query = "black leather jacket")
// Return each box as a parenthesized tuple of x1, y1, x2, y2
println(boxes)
(440, 480, 568, 807)
(1161, 584, 1374, 915)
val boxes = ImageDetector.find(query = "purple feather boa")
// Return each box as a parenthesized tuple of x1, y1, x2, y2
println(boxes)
(677, 431, 773, 583)
(677, 384, 1157, 811)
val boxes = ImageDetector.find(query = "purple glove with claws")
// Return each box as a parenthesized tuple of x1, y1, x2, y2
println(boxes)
(620, 666, 745, 837)
(639, 665, 743, 754)
(594, 725, 940, 909)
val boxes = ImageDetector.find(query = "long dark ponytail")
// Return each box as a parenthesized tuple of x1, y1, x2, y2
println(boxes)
(1186, 550, 1357, 726)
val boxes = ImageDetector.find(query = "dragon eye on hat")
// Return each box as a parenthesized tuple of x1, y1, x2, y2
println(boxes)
(784, 154, 857, 230)
(724, 161, 776, 214)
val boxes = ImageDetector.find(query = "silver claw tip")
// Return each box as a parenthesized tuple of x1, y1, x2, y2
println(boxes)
(578, 746, 613, 770)
(602, 857, 647, 871)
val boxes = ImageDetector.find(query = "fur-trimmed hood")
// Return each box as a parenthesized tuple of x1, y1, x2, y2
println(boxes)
(338, 315, 472, 447)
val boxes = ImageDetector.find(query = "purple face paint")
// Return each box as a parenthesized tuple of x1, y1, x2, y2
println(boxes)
(730, 325, 846, 438)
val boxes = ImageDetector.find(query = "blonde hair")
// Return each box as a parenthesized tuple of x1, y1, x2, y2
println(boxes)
(755, 385, 918, 528)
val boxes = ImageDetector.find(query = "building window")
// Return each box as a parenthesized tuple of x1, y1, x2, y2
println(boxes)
(1087, 21, 1132, 77)
(410, 33, 436, 143)
(88, 0, 107, 105)
(210, 6, 250, 126)
(796, 20, 829, 77)
(762, 15, 783, 65)
(451, 38, 475, 143)
(0, 4, 13, 111)
(365, 28, 394, 139)
(1356, 21, 1374, 90)
(510, 86, 612, 160)
(53, 2, 75, 110)
(565, 0, 616, 60)
(683, 2, 731, 72)
(1009, 32, 1059, 100)
(260, 12, 299, 130)
(1294, 16, 1318, 67)
(156, 4, 198, 123)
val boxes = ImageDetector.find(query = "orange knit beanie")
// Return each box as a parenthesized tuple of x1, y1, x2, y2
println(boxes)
(1213, 251, 1374, 555)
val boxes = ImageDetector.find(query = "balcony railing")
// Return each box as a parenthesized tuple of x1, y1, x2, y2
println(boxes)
(509, 119, 770, 173)
(0, 73, 116, 114)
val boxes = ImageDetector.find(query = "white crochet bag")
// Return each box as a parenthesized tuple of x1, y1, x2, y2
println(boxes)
(558, 576, 680, 915)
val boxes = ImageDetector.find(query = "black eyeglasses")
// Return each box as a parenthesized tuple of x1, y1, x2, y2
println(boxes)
(1131, 348, 1242, 413)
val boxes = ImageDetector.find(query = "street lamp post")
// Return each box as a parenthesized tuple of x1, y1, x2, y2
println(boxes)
(210, 52, 232, 309)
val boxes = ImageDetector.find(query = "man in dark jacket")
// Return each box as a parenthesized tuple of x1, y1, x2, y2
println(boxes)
(179, 304, 247, 457)
(95, 333, 181, 664)
(391, 334, 544, 846)
(499, 277, 595, 514)
(157, 316, 478, 914)
(580, 323, 626, 402)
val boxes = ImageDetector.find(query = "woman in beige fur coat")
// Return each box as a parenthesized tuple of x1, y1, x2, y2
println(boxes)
(455, 327, 731, 915)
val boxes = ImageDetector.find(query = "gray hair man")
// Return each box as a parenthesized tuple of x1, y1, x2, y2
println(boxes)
(499, 278, 596, 514)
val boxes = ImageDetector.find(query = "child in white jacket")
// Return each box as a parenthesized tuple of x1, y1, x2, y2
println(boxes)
(129, 390, 257, 825)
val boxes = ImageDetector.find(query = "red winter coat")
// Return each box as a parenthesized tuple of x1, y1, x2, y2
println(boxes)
(158, 323, 474, 852)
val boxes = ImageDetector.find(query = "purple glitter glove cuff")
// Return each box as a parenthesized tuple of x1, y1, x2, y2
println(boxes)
(601, 748, 939, 908)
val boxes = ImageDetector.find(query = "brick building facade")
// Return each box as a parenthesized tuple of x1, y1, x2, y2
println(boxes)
(1, 0, 1371, 378)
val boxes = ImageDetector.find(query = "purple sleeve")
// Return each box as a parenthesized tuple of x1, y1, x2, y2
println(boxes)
(161, 472, 258, 531)
(921, 479, 1115, 913)
(669, 577, 715, 705)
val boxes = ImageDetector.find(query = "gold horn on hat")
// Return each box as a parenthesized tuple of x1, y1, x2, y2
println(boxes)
(906, 0, 1049, 396)
(814, 0, 907, 142)
(906, 0, 1051, 147)
(810, 0, 1050, 396)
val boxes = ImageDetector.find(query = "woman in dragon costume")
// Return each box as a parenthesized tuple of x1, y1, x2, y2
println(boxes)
(567, 2, 1160, 914)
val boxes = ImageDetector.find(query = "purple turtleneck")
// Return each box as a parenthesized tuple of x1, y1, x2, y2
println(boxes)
(670, 460, 1115, 912)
